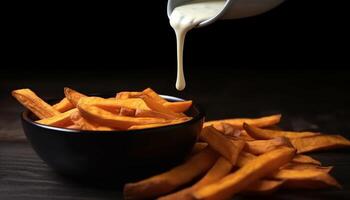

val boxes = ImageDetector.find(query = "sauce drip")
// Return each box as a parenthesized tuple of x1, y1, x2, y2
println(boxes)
(169, 0, 225, 90)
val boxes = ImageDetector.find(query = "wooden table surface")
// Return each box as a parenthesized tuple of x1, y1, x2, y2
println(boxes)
(1, 70, 350, 200)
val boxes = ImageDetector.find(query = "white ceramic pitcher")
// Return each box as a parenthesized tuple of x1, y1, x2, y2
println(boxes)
(167, 0, 286, 27)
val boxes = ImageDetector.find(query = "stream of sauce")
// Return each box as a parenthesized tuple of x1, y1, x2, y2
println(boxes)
(169, 0, 225, 90)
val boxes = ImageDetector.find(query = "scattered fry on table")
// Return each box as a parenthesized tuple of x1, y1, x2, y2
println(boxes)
(245, 137, 292, 155)
(192, 147, 295, 200)
(204, 114, 282, 129)
(270, 169, 341, 189)
(158, 157, 233, 200)
(243, 123, 320, 140)
(291, 154, 321, 165)
(123, 147, 218, 200)
(290, 134, 350, 153)
(191, 142, 209, 155)
(200, 126, 245, 164)
(243, 179, 285, 194)
(281, 163, 333, 173)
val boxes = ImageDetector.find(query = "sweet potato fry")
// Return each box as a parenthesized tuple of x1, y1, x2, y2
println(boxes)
(120, 107, 136, 116)
(123, 147, 218, 200)
(140, 94, 186, 118)
(283, 180, 338, 190)
(70, 110, 113, 131)
(78, 96, 151, 112)
(192, 147, 295, 200)
(245, 137, 293, 155)
(214, 123, 255, 141)
(191, 142, 209, 155)
(116, 89, 191, 113)
(127, 117, 192, 130)
(292, 154, 321, 165)
(236, 151, 257, 167)
(281, 163, 333, 173)
(36, 108, 76, 127)
(290, 134, 350, 153)
(163, 101, 192, 113)
(52, 97, 75, 112)
(243, 123, 320, 140)
(158, 157, 233, 200)
(271, 169, 341, 189)
(77, 99, 168, 129)
(243, 180, 285, 194)
(66, 124, 80, 129)
(200, 126, 245, 164)
(12, 88, 61, 119)
(212, 123, 238, 135)
(142, 88, 168, 104)
(204, 114, 281, 129)
(135, 109, 177, 119)
(64, 87, 87, 106)
(116, 91, 143, 99)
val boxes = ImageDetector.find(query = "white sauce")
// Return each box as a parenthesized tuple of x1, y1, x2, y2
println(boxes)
(169, 0, 226, 90)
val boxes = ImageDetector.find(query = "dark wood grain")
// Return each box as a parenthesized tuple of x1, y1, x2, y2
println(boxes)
(1, 70, 350, 199)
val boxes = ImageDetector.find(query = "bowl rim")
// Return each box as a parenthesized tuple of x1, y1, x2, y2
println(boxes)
(21, 94, 205, 135)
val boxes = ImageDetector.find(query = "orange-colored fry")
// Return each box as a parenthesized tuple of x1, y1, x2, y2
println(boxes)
(243, 123, 320, 140)
(116, 91, 143, 99)
(52, 97, 75, 112)
(12, 88, 61, 119)
(77, 98, 168, 130)
(191, 142, 209, 155)
(290, 134, 350, 153)
(128, 117, 191, 130)
(271, 169, 341, 189)
(245, 137, 293, 155)
(243, 180, 285, 194)
(64, 87, 87, 106)
(204, 114, 282, 129)
(135, 109, 177, 119)
(213, 122, 238, 135)
(66, 124, 80, 129)
(140, 94, 186, 118)
(36, 108, 76, 127)
(163, 101, 192, 113)
(70, 110, 113, 131)
(192, 147, 295, 200)
(142, 88, 168, 104)
(214, 123, 255, 141)
(120, 107, 136, 116)
(292, 154, 321, 165)
(281, 163, 333, 173)
(200, 126, 245, 164)
(236, 151, 257, 167)
(123, 147, 218, 200)
(158, 157, 233, 200)
(78, 96, 151, 112)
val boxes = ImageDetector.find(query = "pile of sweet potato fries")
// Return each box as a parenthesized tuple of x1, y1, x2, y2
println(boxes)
(12, 87, 350, 200)
(123, 114, 350, 200)
(12, 88, 192, 130)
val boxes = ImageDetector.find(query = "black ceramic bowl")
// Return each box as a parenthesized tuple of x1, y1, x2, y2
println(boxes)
(21, 95, 204, 183)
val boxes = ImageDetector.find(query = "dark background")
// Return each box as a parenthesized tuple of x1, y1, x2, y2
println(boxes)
(2, 0, 350, 67)
(1, 1, 350, 199)
(2, 0, 350, 125)
(2, 0, 350, 120)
